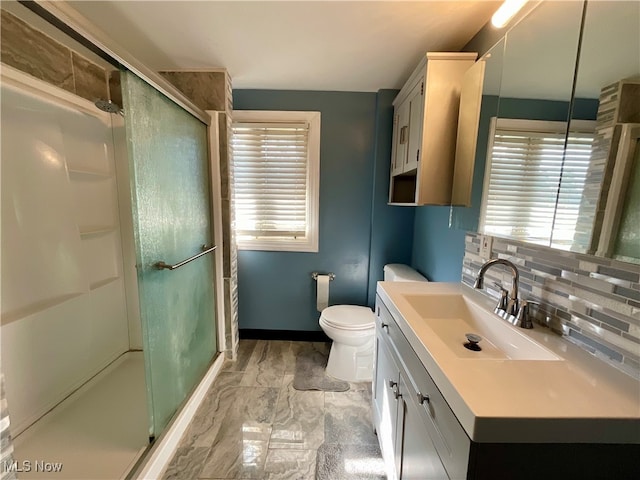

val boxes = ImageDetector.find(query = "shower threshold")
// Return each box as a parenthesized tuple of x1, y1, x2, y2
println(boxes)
(12, 352, 149, 479)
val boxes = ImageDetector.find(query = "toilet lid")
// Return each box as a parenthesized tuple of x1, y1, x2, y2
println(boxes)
(321, 305, 375, 330)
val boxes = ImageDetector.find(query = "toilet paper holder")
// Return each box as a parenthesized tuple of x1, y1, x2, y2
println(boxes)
(312, 272, 335, 281)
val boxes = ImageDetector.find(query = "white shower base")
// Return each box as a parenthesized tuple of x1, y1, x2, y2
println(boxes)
(13, 352, 149, 479)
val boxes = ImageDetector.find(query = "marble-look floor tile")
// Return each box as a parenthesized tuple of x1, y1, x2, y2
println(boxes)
(287, 341, 332, 376)
(198, 422, 271, 479)
(166, 340, 379, 479)
(315, 443, 385, 480)
(348, 382, 373, 393)
(241, 340, 289, 387)
(263, 449, 316, 480)
(325, 391, 377, 446)
(181, 373, 244, 448)
(185, 382, 278, 449)
(270, 375, 324, 450)
(224, 340, 258, 372)
(162, 446, 209, 480)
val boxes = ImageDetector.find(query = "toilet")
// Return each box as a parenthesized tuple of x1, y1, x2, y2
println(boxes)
(319, 264, 428, 382)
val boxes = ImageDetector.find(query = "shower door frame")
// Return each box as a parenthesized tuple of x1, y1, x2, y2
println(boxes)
(129, 109, 227, 480)
(17, 2, 228, 475)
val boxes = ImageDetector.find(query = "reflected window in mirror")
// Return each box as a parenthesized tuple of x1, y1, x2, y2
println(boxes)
(480, 118, 595, 247)
(477, 1, 585, 247)
(449, 39, 505, 231)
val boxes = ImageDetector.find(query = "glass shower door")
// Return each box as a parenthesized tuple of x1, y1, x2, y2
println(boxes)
(121, 71, 217, 437)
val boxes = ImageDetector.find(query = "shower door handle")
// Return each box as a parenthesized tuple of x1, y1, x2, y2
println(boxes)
(154, 245, 216, 270)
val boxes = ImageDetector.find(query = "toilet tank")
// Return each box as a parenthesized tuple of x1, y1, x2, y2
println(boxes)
(383, 264, 428, 282)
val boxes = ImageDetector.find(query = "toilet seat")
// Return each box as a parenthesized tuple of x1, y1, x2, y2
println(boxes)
(320, 305, 375, 330)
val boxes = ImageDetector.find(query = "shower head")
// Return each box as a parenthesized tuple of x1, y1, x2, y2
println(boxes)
(94, 99, 123, 116)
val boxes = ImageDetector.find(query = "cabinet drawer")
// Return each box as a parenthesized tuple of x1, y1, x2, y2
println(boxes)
(376, 298, 404, 348)
(376, 296, 470, 480)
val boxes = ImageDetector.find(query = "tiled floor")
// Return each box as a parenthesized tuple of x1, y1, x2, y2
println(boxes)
(162, 340, 385, 480)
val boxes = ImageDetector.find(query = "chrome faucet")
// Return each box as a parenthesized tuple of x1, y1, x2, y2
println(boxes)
(474, 258, 520, 318)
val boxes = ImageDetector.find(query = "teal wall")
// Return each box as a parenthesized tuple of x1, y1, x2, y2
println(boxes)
(367, 90, 415, 305)
(234, 90, 413, 332)
(233, 88, 599, 326)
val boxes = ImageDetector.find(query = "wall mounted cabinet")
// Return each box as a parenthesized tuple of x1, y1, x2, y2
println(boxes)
(389, 52, 477, 205)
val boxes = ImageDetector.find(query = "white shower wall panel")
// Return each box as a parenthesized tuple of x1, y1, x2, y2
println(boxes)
(71, 177, 119, 229)
(0, 76, 131, 437)
(1, 87, 86, 319)
(61, 106, 114, 175)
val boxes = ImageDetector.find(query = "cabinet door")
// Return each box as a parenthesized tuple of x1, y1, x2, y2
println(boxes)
(398, 373, 449, 480)
(392, 101, 410, 176)
(390, 113, 402, 176)
(373, 335, 401, 479)
(405, 79, 424, 173)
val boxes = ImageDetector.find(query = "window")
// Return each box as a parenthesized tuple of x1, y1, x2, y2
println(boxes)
(480, 118, 595, 249)
(231, 111, 320, 252)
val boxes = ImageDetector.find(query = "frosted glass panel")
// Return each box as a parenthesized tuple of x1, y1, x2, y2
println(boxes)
(613, 142, 640, 263)
(121, 71, 217, 436)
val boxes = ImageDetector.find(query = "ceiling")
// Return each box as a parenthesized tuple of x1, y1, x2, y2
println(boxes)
(67, 1, 501, 92)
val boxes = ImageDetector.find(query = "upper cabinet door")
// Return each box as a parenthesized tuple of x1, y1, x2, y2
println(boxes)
(392, 101, 410, 176)
(405, 79, 424, 173)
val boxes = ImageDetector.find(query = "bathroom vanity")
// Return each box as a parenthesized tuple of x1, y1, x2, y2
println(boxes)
(373, 282, 640, 480)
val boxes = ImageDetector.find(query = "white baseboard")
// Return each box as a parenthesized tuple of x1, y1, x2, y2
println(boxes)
(135, 354, 225, 479)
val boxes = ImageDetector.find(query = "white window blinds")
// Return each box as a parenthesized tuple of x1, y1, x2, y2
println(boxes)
(481, 118, 595, 247)
(231, 111, 320, 252)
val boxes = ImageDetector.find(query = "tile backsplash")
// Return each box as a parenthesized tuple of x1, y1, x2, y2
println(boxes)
(462, 232, 640, 377)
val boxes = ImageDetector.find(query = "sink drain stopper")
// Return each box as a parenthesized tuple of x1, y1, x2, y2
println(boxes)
(464, 333, 482, 351)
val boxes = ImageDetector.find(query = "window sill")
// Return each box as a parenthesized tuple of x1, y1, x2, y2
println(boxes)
(237, 239, 318, 253)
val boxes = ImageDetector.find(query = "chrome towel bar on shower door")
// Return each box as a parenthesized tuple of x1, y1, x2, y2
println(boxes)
(154, 245, 217, 271)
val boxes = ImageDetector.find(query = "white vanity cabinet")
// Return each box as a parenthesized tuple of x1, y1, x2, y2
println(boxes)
(373, 296, 469, 480)
(373, 289, 640, 480)
(388, 52, 477, 205)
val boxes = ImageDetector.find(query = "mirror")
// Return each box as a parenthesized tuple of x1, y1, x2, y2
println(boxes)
(479, 0, 585, 248)
(458, 0, 639, 264)
(560, 0, 640, 262)
(450, 38, 504, 230)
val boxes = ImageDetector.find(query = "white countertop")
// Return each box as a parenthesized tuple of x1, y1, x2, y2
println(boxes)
(377, 281, 640, 443)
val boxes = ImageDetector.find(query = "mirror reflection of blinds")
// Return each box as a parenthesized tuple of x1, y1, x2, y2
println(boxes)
(232, 122, 309, 239)
(552, 132, 595, 249)
(483, 119, 594, 247)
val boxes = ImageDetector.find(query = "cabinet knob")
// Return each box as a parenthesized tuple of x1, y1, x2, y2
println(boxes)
(388, 380, 400, 400)
(417, 392, 430, 405)
(380, 322, 389, 332)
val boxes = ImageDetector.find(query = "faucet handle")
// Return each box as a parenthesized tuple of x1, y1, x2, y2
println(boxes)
(492, 282, 509, 313)
(514, 300, 534, 329)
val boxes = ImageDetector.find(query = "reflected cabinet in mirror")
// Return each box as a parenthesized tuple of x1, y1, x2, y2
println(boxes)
(454, 0, 640, 264)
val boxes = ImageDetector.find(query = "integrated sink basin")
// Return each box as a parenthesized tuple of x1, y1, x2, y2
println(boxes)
(403, 293, 561, 361)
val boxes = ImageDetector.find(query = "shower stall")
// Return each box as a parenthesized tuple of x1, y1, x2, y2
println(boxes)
(0, 4, 222, 479)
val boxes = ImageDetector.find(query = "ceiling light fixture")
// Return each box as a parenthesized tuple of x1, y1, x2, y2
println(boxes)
(491, 0, 528, 28)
